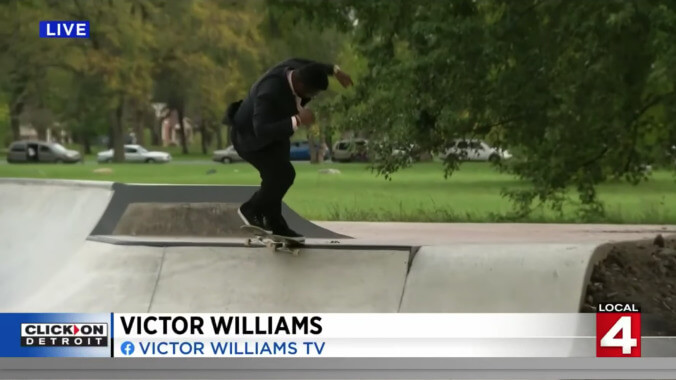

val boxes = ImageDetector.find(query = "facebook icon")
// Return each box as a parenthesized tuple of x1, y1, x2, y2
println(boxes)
(120, 341, 135, 356)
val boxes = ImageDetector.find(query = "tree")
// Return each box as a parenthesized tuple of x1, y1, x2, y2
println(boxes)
(186, 0, 264, 152)
(37, 0, 157, 161)
(151, 0, 262, 154)
(275, 0, 676, 219)
(0, 0, 61, 144)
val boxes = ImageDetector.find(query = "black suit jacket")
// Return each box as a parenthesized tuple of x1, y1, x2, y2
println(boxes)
(224, 58, 334, 153)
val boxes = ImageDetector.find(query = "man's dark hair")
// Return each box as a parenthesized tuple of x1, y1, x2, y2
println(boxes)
(296, 63, 329, 92)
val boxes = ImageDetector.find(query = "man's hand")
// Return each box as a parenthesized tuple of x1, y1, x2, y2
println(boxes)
(298, 108, 315, 126)
(334, 69, 354, 88)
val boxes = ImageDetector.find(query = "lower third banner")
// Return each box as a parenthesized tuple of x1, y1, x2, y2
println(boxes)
(0, 311, 643, 358)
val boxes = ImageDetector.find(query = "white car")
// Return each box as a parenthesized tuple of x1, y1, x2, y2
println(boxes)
(97, 144, 171, 163)
(332, 138, 369, 162)
(212, 145, 243, 164)
(442, 139, 511, 162)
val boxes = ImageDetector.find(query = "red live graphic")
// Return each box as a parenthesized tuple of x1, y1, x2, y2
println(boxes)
(596, 302, 641, 357)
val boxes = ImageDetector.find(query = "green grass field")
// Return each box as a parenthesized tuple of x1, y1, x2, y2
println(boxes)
(1, 160, 675, 223)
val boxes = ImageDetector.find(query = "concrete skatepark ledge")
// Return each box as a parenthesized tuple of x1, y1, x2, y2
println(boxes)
(0, 178, 672, 318)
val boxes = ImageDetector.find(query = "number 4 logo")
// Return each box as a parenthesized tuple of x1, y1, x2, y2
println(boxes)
(596, 313, 641, 357)
(600, 316, 637, 354)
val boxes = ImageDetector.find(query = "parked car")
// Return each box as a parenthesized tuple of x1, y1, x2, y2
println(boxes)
(442, 139, 511, 162)
(6, 140, 81, 163)
(332, 138, 369, 162)
(290, 140, 329, 161)
(367, 142, 419, 163)
(212, 145, 243, 164)
(97, 144, 171, 163)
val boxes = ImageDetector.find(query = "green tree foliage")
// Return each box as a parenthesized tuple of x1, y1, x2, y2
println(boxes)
(273, 0, 676, 219)
(0, 0, 63, 145)
(0, 0, 158, 160)
(0, 0, 360, 162)
(151, 0, 263, 153)
(0, 0, 270, 157)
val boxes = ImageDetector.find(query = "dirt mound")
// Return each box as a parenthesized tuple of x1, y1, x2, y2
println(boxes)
(582, 234, 676, 336)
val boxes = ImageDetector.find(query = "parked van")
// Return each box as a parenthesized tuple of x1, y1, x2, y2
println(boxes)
(6, 141, 81, 163)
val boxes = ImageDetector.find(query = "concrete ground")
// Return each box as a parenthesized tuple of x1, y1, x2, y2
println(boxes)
(318, 221, 676, 245)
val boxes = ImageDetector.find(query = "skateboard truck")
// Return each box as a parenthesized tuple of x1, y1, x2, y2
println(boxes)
(241, 225, 304, 256)
(244, 235, 301, 255)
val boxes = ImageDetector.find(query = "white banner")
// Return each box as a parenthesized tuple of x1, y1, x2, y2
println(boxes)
(112, 313, 595, 357)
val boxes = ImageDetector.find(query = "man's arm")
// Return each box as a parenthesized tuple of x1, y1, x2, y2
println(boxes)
(284, 57, 354, 89)
(252, 78, 295, 140)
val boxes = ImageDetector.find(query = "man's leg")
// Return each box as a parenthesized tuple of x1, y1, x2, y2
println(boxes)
(240, 144, 299, 237)
(254, 144, 296, 229)
(237, 147, 274, 232)
(264, 160, 299, 237)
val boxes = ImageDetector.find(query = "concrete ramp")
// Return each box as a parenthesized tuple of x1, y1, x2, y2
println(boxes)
(400, 244, 601, 313)
(91, 183, 349, 239)
(150, 244, 409, 312)
(6, 240, 164, 313)
(0, 179, 114, 307)
(9, 237, 411, 313)
(0, 179, 355, 313)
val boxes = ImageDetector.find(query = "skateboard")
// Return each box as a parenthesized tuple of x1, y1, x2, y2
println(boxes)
(240, 225, 305, 255)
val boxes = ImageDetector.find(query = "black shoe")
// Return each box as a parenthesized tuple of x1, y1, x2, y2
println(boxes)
(270, 224, 305, 242)
(238, 203, 271, 234)
(276, 214, 291, 228)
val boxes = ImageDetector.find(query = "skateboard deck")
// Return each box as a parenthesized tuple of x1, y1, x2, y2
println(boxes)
(240, 225, 305, 255)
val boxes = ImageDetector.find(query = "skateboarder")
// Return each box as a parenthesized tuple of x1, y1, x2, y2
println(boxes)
(224, 58, 353, 240)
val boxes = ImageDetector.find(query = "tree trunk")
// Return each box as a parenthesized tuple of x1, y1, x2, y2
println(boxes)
(110, 98, 125, 162)
(326, 133, 333, 158)
(168, 96, 188, 154)
(9, 100, 22, 142)
(205, 125, 212, 148)
(309, 139, 318, 164)
(107, 114, 114, 149)
(134, 102, 145, 146)
(36, 127, 47, 141)
(151, 114, 161, 146)
(143, 105, 154, 146)
(418, 151, 433, 162)
(308, 125, 319, 164)
(200, 119, 208, 154)
(174, 104, 188, 154)
(82, 132, 91, 154)
(318, 129, 327, 164)
(215, 123, 224, 149)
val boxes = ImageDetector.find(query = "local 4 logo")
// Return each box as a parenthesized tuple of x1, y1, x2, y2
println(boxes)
(596, 302, 641, 357)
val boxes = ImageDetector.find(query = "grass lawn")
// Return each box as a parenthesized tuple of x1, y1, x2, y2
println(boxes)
(0, 160, 675, 224)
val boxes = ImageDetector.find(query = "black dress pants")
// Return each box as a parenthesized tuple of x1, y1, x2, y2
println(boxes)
(238, 142, 295, 225)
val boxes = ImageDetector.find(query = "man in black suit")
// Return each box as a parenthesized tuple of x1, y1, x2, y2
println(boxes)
(224, 58, 353, 240)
